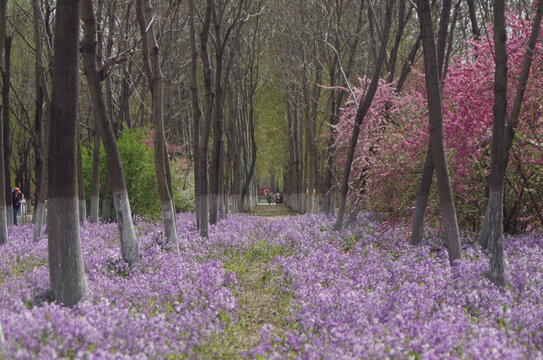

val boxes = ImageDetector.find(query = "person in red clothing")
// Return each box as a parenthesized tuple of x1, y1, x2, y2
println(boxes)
(12, 187, 22, 225)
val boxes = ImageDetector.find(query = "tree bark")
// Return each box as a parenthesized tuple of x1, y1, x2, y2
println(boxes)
(483, 0, 507, 287)
(479, 0, 543, 249)
(89, 130, 100, 223)
(466, 0, 481, 39)
(415, 0, 462, 265)
(189, 0, 212, 237)
(334, 0, 393, 231)
(0, 0, 9, 243)
(77, 127, 86, 223)
(209, 3, 225, 225)
(410, 0, 452, 245)
(32, 0, 45, 227)
(47, 0, 88, 307)
(81, 0, 141, 264)
(32, 0, 50, 241)
(136, 0, 179, 249)
(2, 35, 11, 226)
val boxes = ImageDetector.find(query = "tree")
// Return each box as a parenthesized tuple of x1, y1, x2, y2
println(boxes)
(47, 0, 88, 306)
(136, 0, 179, 249)
(0, 0, 8, 244)
(333, 0, 393, 231)
(410, 0, 452, 246)
(479, 0, 543, 247)
(2, 35, 11, 227)
(414, 0, 461, 265)
(209, 0, 247, 224)
(190, 0, 213, 237)
(32, 0, 51, 242)
(81, 0, 141, 265)
(481, 0, 508, 286)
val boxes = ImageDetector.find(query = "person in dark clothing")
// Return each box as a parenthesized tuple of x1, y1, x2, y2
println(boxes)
(12, 187, 21, 225)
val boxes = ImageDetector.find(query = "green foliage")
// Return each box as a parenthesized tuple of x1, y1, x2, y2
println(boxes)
(254, 83, 288, 186)
(81, 128, 194, 220)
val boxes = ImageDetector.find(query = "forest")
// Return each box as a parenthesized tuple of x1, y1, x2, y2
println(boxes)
(0, 0, 543, 358)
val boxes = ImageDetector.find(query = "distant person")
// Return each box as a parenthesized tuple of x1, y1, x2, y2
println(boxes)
(280, 190, 284, 203)
(267, 193, 272, 205)
(275, 192, 280, 204)
(12, 187, 22, 225)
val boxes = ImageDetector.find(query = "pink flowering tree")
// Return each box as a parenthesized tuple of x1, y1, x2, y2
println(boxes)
(332, 10, 543, 233)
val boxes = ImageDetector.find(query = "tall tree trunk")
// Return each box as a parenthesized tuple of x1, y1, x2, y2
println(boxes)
(136, 0, 179, 249)
(0, 0, 8, 243)
(89, 130, 100, 223)
(309, 53, 322, 214)
(32, 0, 45, 224)
(411, 0, 452, 245)
(189, 0, 212, 237)
(1, 34, 11, 229)
(77, 127, 86, 223)
(209, 5, 224, 225)
(482, 0, 507, 287)
(47, 0, 88, 307)
(240, 91, 257, 212)
(478, 0, 543, 250)
(334, 0, 393, 231)
(415, 0, 461, 265)
(81, 0, 142, 264)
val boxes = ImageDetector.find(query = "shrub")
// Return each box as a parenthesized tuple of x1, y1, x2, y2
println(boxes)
(82, 128, 194, 220)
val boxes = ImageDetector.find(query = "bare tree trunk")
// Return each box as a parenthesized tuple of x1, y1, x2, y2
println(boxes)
(189, 0, 212, 237)
(89, 131, 100, 223)
(0, 0, 9, 243)
(77, 129, 86, 223)
(411, 0, 452, 245)
(136, 0, 179, 249)
(2, 35, 11, 226)
(466, 0, 481, 39)
(32, 0, 45, 226)
(334, 0, 393, 231)
(81, 0, 141, 264)
(209, 3, 224, 225)
(47, 0, 88, 307)
(415, 0, 461, 265)
(387, 0, 411, 83)
(482, 0, 508, 287)
(478, 0, 542, 250)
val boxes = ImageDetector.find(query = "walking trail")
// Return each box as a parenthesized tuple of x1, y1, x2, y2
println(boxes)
(214, 202, 297, 357)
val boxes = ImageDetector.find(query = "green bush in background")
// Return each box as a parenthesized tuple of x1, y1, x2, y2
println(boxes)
(82, 128, 194, 221)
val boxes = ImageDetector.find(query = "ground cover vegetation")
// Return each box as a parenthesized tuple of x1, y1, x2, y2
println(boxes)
(1, 213, 542, 358)
(0, 0, 542, 357)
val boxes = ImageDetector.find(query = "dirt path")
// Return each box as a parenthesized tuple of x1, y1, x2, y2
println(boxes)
(245, 202, 297, 219)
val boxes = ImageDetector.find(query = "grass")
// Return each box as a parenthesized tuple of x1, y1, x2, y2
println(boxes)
(193, 238, 294, 359)
(245, 203, 298, 218)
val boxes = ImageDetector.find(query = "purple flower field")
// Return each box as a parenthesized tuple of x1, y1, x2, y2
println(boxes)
(1, 213, 542, 359)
